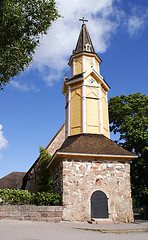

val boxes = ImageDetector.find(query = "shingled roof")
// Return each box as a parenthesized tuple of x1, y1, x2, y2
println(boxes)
(75, 24, 95, 54)
(0, 172, 26, 189)
(48, 134, 138, 168)
(58, 134, 137, 156)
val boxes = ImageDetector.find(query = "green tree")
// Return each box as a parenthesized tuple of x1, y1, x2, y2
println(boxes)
(108, 93, 148, 207)
(0, 0, 60, 89)
(37, 146, 53, 192)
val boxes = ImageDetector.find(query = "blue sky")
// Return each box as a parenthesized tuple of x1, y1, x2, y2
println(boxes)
(0, 0, 148, 179)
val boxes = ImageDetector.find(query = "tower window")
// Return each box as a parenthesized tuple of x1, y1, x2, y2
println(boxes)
(85, 43, 91, 52)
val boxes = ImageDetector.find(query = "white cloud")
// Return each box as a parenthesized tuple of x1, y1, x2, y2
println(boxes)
(0, 125, 8, 154)
(128, 16, 144, 37)
(127, 6, 148, 37)
(30, 0, 148, 86)
(33, 0, 123, 85)
(10, 81, 40, 92)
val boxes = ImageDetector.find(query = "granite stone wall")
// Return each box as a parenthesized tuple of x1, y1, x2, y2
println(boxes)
(55, 157, 134, 223)
(0, 205, 63, 222)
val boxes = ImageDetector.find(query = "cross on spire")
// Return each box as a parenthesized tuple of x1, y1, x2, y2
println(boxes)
(79, 17, 88, 25)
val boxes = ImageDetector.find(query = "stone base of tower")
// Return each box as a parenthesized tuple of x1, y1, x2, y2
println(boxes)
(53, 158, 134, 223)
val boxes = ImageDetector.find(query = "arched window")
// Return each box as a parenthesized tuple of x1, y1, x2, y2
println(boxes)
(91, 190, 109, 218)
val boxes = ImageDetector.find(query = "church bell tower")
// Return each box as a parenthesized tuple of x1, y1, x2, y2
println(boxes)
(49, 19, 137, 223)
(62, 20, 110, 138)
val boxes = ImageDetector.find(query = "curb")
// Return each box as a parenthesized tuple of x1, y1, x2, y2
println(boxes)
(74, 227, 148, 233)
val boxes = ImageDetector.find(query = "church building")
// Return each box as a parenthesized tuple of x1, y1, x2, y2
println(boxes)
(47, 20, 138, 223)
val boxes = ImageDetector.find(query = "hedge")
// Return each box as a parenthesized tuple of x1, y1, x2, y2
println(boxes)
(0, 189, 61, 206)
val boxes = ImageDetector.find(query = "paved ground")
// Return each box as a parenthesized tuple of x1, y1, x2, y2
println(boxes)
(0, 219, 148, 240)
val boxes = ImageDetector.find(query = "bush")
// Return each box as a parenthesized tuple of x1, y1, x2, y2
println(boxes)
(37, 147, 53, 192)
(0, 189, 61, 206)
(0, 189, 32, 205)
(34, 192, 61, 206)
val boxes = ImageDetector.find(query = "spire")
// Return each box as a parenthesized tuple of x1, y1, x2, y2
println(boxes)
(74, 23, 95, 54)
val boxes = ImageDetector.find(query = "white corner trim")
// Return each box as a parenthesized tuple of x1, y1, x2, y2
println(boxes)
(106, 93, 110, 139)
(93, 57, 95, 71)
(73, 58, 75, 76)
(98, 83, 103, 134)
(82, 82, 86, 133)
(82, 55, 85, 72)
(67, 86, 71, 137)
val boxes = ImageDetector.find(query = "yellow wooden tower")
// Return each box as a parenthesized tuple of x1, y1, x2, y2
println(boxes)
(62, 20, 110, 138)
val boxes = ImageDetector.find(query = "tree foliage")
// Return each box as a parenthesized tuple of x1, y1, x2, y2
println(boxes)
(0, 0, 60, 89)
(37, 146, 53, 192)
(109, 93, 148, 153)
(0, 188, 60, 206)
(108, 93, 148, 207)
(131, 146, 148, 207)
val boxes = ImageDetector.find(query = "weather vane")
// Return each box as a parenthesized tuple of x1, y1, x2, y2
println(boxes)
(79, 17, 88, 24)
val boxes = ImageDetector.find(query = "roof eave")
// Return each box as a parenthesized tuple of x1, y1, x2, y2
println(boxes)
(48, 151, 138, 169)
(66, 76, 84, 86)
(65, 70, 110, 91)
(68, 51, 102, 66)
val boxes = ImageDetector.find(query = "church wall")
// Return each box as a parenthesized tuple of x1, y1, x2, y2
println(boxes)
(65, 101, 68, 137)
(101, 89, 109, 138)
(70, 82, 82, 89)
(85, 86, 100, 134)
(84, 79, 98, 88)
(85, 85, 99, 96)
(61, 158, 134, 223)
(85, 57, 93, 72)
(86, 98, 99, 134)
(85, 77, 99, 87)
(46, 124, 65, 156)
(23, 125, 65, 193)
(95, 60, 99, 73)
(71, 88, 82, 135)
(75, 58, 82, 75)
(25, 165, 39, 193)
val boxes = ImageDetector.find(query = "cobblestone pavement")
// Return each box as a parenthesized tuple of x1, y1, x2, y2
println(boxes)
(0, 220, 148, 240)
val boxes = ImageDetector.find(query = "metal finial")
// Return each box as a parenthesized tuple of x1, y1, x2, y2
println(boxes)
(79, 17, 88, 24)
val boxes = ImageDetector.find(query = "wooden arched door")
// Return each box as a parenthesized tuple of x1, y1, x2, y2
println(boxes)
(91, 191, 109, 218)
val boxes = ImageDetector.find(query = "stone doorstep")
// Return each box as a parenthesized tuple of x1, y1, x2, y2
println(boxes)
(89, 218, 114, 224)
